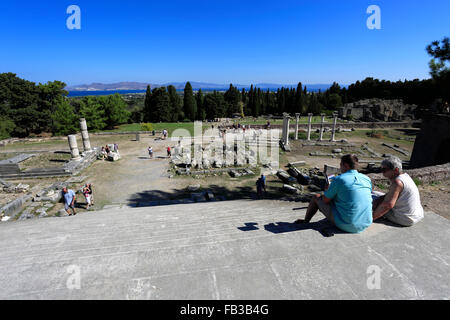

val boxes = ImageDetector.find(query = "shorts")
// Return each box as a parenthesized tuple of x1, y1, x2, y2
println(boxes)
(317, 196, 335, 224)
(65, 202, 75, 210)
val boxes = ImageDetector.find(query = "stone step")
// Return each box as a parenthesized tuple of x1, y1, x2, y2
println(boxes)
(0, 210, 303, 260)
(1, 198, 448, 300)
(0, 201, 299, 244)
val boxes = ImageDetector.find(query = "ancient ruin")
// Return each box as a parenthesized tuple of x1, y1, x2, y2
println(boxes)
(338, 98, 418, 121)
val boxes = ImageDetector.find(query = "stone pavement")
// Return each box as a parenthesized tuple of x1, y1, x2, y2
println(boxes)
(0, 199, 448, 299)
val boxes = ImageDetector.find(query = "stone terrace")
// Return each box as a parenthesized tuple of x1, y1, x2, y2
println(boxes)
(0, 199, 448, 299)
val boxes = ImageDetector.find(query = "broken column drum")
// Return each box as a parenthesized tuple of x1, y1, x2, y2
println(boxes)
(79, 118, 92, 152)
(68, 135, 81, 160)
(294, 113, 300, 140)
(319, 114, 325, 141)
(307, 113, 313, 141)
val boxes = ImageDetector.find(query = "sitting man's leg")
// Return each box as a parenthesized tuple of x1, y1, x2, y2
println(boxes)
(295, 194, 334, 224)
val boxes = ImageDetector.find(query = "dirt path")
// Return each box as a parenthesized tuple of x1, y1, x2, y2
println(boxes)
(81, 136, 172, 207)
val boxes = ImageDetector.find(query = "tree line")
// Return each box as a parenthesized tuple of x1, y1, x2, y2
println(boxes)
(1, 38, 447, 139)
(0, 72, 131, 139)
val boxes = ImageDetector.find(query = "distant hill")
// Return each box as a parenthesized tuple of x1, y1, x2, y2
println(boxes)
(66, 81, 332, 92)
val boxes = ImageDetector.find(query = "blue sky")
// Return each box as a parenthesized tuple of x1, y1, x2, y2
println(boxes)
(0, 0, 449, 86)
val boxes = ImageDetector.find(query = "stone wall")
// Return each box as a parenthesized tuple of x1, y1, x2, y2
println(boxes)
(410, 114, 450, 168)
(368, 162, 450, 184)
(338, 98, 418, 122)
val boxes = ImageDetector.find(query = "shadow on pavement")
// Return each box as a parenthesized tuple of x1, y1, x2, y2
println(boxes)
(237, 219, 348, 238)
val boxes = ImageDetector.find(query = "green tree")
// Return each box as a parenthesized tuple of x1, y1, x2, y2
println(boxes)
(328, 93, 343, 110)
(427, 37, 450, 78)
(168, 85, 182, 122)
(183, 82, 197, 121)
(79, 97, 106, 131)
(143, 85, 153, 122)
(151, 87, 171, 122)
(51, 98, 78, 136)
(196, 89, 206, 120)
(204, 91, 227, 119)
(101, 94, 131, 129)
(295, 82, 304, 114)
(0, 116, 15, 139)
(224, 84, 241, 115)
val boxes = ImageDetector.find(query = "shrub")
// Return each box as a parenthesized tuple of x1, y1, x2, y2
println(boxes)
(140, 123, 153, 131)
(366, 130, 384, 139)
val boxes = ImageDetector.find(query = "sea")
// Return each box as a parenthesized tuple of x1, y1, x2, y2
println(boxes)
(68, 86, 326, 97)
(67, 90, 147, 97)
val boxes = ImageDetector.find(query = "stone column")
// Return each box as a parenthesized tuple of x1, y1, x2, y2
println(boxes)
(294, 113, 300, 140)
(79, 118, 92, 152)
(330, 113, 338, 142)
(319, 113, 325, 141)
(281, 113, 290, 146)
(307, 113, 313, 141)
(68, 135, 81, 160)
(136, 133, 140, 142)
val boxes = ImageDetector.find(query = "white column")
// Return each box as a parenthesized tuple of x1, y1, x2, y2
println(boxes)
(282, 113, 290, 146)
(294, 113, 300, 140)
(68, 135, 81, 160)
(330, 113, 338, 142)
(79, 118, 92, 152)
(307, 113, 313, 141)
(319, 113, 325, 141)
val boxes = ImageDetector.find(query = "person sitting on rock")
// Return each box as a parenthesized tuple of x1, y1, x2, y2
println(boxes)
(294, 154, 373, 234)
(372, 156, 424, 226)
(99, 146, 107, 160)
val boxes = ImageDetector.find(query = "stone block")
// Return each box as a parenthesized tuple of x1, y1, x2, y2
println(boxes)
(282, 184, 300, 194)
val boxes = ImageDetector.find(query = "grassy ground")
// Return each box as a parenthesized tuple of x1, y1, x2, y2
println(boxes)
(20, 152, 71, 169)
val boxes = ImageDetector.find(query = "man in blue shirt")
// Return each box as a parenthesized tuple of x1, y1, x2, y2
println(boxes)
(294, 154, 373, 233)
(62, 187, 77, 216)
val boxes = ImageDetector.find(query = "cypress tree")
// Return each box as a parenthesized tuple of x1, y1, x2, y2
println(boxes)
(167, 85, 182, 121)
(196, 89, 205, 120)
(295, 82, 304, 114)
(151, 87, 171, 122)
(248, 85, 254, 116)
(143, 85, 152, 122)
(183, 82, 197, 121)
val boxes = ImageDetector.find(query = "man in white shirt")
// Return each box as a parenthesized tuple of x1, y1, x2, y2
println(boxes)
(372, 156, 424, 226)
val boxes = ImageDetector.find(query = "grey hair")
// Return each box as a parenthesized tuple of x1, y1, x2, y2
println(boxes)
(381, 156, 402, 171)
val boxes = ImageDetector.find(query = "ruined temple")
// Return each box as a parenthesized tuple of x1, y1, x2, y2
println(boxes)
(338, 98, 418, 122)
